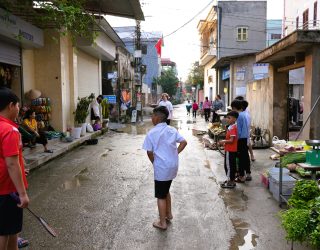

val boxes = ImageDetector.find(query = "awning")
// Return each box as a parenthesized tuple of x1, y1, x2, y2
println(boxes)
(256, 30, 320, 63)
(85, 0, 144, 20)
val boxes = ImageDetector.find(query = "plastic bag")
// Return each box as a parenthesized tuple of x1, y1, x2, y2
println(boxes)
(86, 123, 94, 133)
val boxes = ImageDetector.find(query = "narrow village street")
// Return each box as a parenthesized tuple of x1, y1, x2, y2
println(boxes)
(21, 105, 309, 250)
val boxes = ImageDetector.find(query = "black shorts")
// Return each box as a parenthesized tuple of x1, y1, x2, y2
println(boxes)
(155, 180, 172, 199)
(0, 194, 23, 235)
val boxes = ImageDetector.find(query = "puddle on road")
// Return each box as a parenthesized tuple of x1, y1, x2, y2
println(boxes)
(204, 160, 210, 169)
(101, 148, 112, 157)
(220, 189, 248, 211)
(230, 219, 259, 250)
(61, 168, 91, 190)
(115, 121, 153, 135)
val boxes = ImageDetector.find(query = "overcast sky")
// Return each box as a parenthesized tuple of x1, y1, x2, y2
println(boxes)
(106, 0, 283, 81)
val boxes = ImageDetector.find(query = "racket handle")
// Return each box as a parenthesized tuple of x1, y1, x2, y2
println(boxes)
(10, 193, 21, 204)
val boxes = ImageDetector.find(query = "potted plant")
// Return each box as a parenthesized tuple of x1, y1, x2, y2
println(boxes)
(73, 94, 95, 137)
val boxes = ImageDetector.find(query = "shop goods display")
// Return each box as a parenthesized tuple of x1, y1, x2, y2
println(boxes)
(280, 152, 306, 168)
(31, 98, 51, 127)
(280, 180, 320, 248)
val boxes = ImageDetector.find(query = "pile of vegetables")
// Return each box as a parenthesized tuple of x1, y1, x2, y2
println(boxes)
(280, 152, 306, 168)
(280, 180, 320, 247)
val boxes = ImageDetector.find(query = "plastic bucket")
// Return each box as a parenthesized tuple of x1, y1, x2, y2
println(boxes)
(71, 127, 82, 139)
(81, 123, 87, 136)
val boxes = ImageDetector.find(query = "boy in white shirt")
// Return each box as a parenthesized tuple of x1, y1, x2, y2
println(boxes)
(143, 106, 187, 230)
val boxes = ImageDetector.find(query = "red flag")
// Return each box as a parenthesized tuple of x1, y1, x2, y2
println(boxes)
(155, 38, 163, 57)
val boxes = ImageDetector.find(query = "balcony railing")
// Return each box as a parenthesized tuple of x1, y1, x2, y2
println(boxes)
(200, 45, 216, 58)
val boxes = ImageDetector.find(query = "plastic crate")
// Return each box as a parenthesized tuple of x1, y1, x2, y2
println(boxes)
(269, 174, 296, 202)
(260, 173, 269, 189)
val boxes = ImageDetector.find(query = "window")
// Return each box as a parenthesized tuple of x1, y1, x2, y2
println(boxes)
(271, 33, 281, 40)
(314, 1, 318, 27)
(237, 27, 248, 41)
(296, 16, 299, 29)
(303, 9, 309, 29)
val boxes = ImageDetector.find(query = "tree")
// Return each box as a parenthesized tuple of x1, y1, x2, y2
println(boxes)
(0, 0, 96, 43)
(154, 68, 179, 98)
(186, 61, 204, 88)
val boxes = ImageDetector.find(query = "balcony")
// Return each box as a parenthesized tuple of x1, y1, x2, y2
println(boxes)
(200, 45, 217, 66)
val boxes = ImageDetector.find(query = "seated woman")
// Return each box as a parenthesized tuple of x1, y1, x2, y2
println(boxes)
(93, 118, 102, 131)
(23, 110, 53, 153)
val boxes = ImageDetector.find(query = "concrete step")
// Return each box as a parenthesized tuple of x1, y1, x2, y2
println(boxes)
(24, 129, 107, 170)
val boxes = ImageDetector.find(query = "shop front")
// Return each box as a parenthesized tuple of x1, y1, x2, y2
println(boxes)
(0, 7, 43, 101)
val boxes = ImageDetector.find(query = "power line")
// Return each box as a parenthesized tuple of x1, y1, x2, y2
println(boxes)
(164, 0, 214, 38)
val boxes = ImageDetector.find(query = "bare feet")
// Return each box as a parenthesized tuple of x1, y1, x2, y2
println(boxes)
(153, 221, 167, 230)
(166, 215, 173, 221)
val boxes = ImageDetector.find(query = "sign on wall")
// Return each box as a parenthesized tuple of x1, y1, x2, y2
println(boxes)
(253, 63, 269, 80)
(103, 95, 117, 104)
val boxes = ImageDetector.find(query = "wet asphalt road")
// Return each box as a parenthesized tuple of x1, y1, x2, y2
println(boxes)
(22, 104, 310, 250)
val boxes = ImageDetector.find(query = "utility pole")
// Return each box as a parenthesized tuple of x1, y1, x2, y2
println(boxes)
(135, 20, 143, 122)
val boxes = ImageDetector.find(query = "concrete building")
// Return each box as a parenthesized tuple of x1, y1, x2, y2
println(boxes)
(267, 19, 282, 47)
(248, 1, 320, 140)
(198, 1, 267, 107)
(114, 27, 162, 104)
(0, 1, 144, 131)
(284, 0, 319, 35)
(198, 6, 218, 102)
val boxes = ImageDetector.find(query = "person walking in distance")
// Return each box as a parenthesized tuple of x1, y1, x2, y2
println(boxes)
(0, 87, 29, 250)
(192, 100, 199, 118)
(158, 93, 173, 125)
(186, 100, 192, 116)
(143, 106, 187, 230)
(203, 97, 211, 122)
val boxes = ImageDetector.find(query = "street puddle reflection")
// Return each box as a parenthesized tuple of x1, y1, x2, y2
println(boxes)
(117, 121, 153, 135)
(61, 168, 91, 190)
(230, 219, 259, 250)
(220, 189, 248, 211)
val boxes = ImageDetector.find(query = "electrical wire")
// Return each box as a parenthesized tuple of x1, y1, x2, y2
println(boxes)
(163, 0, 214, 38)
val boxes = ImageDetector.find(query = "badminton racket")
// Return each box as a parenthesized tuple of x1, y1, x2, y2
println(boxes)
(10, 193, 57, 237)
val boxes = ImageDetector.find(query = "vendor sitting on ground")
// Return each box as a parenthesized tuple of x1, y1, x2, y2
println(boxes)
(93, 118, 102, 131)
(23, 110, 53, 153)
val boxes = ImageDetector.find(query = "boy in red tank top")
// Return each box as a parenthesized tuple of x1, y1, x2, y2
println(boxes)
(0, 87, 29, 249)
(219, 111, 239, 188)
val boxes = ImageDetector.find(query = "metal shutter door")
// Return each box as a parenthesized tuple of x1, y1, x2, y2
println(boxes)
(0, 39, 21, 66)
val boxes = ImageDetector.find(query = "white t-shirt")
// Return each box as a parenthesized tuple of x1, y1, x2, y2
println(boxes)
(158, 100, 173, 120)
(143, 122, 185, 181)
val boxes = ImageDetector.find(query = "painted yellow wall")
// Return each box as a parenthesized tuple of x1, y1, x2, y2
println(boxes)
(22, 49, 36, 95)
(33, 30, 63, 131)
(204, 59, 216, 101)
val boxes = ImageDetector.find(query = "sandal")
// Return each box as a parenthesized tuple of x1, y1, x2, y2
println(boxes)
(235, 177, 246, 183)
(220, 182, 236, 189)
(18, 237, 29, 248)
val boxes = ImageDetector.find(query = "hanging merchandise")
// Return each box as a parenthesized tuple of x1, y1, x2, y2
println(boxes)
(31, 97, 52, 127)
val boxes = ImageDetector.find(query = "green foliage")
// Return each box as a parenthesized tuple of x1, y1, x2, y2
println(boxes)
(280, 180, 320, 248)
(74, 93, 95, 125)
(280, 209, 311, 242)
(289, 180, 320, 203)
(281, 153, 306, 168)
(0, 0, 97, 43)
(186, 61, 204, 88)
(154, 68, 179, 98)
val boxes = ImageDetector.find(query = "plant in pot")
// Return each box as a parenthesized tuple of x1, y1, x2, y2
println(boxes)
(73, 94, 95, 137)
